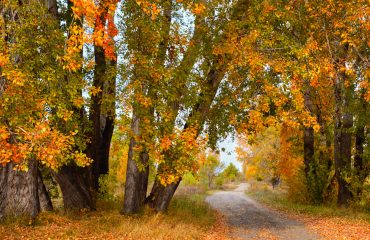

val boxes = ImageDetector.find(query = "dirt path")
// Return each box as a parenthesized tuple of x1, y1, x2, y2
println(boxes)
(206, 183, 319, 240)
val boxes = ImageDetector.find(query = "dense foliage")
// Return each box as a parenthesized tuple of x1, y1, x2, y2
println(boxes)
(0, 0, 368, 220)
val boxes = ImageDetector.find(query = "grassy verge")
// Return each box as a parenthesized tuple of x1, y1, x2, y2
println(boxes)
(246, 182, 370, 222)
(0, 194, 219, 240)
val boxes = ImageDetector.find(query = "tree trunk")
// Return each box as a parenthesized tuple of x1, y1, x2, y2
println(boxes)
(122, 113, 149, 214)
(87, 43, 106, 190)
(334, 112, 353, 206)
(144, 0, 251, 213)
(303, 84, 316, 178)
(37, 170, 53, 211)
(146, 178, 181, 212)
(304, 127, 315, 177)
(334, 70, 353, 207)
(99, 58, 117, 175)
(0, 160, 40, 219)
(353, 124, 365, 197)
(354, 126, 364, 173)
(54, 164, 95, 210)
(44, 0, 58, 18)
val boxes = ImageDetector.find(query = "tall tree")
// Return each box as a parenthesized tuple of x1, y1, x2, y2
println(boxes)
(0, 0, 90, 218)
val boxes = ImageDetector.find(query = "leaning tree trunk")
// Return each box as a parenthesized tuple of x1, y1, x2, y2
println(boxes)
(0, 160, 40, 219)
(146, 178, 181, 212)
(146, 0, 251, 212)
(122, 0, 171, 215)
(37, 170, 53, 211)
(146, 61, 227, 211)
(122, 112, 150, 214)
(54, 164, 95, 210)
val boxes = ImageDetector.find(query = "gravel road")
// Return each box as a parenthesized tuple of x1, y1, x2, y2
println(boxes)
(205, 183, 319, 240)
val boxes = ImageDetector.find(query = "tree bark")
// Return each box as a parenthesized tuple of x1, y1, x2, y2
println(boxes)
(122, 113, 150, 214)
(122, 0, 171, 214)
(37, 170, 53, 211)
(44, 0, 57, 18)
(354, 92, 366, 182)
(99, 58, 117, 175)
(87, 42, 106, 190)
(146, 178, 181, 212)
(304, 127, 315, 177)
(53, 164, 95, 210)
(354, 126, 364, 173)
(303, 87, 316, 179)
(334, 112, 353, 206)
(0, 160, 40, 219)
(86, 8, 117, 190)
(334, 68, 353, 207)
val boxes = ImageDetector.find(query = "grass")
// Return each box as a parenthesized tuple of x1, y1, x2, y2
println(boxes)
(0, 194, 219, 240)
(246, 182, 370, 223)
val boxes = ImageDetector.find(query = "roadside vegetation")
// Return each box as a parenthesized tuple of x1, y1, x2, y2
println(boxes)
(246, 181, 370, 240)
(1, 145, 235, 239)
(0, 193, 225, 240)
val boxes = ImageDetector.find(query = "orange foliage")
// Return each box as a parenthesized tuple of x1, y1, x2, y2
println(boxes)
(237, 124, 303, 182)
(0, 122, 91, 170)
(62, 0, 119, 71)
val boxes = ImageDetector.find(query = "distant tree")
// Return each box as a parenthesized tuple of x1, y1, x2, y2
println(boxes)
(199, 151, 224, 189)
(221, 163, 240, 183)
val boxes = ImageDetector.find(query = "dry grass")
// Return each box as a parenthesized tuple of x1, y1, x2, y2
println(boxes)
(246, 181, 370, 240)
(0, 195, 228, 240)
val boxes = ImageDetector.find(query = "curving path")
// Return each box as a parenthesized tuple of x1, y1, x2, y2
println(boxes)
(206, 183, 319, 240)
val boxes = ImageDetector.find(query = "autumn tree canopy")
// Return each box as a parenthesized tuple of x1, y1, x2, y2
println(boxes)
(0, 0, 368, 219)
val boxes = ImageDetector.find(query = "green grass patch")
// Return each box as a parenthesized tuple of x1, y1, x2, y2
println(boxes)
(169, 194, 216, 227)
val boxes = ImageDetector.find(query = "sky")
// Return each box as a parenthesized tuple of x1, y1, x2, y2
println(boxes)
(218, 136, 242, 171)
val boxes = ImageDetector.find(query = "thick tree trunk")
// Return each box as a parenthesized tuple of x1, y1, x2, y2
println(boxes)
(353, 125, 365, 197)
(122, 113, 150, 214)
(99, 58, 117, 175)
(87, 43, 106, 190)
(0, 160, 40, 219)
(146, 178, 181, 212)
(54, 164, 95, 210)
(334, 71, 353, 207)
(37, 170, 53, 211)
(334, 112, 353, 206)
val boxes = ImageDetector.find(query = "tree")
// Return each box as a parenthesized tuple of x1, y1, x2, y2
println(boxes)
(221, 163, 240, 183)
(0, 0, 92, 218)
(51, 0, 119, 210)
(0, 0, 119, 216)
(199, 151, 223, 189)
(235, 0, 369, 206)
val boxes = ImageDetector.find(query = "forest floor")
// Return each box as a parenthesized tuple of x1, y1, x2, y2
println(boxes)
(0, 194, 227, 240)
(206, 182, 370, 240)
